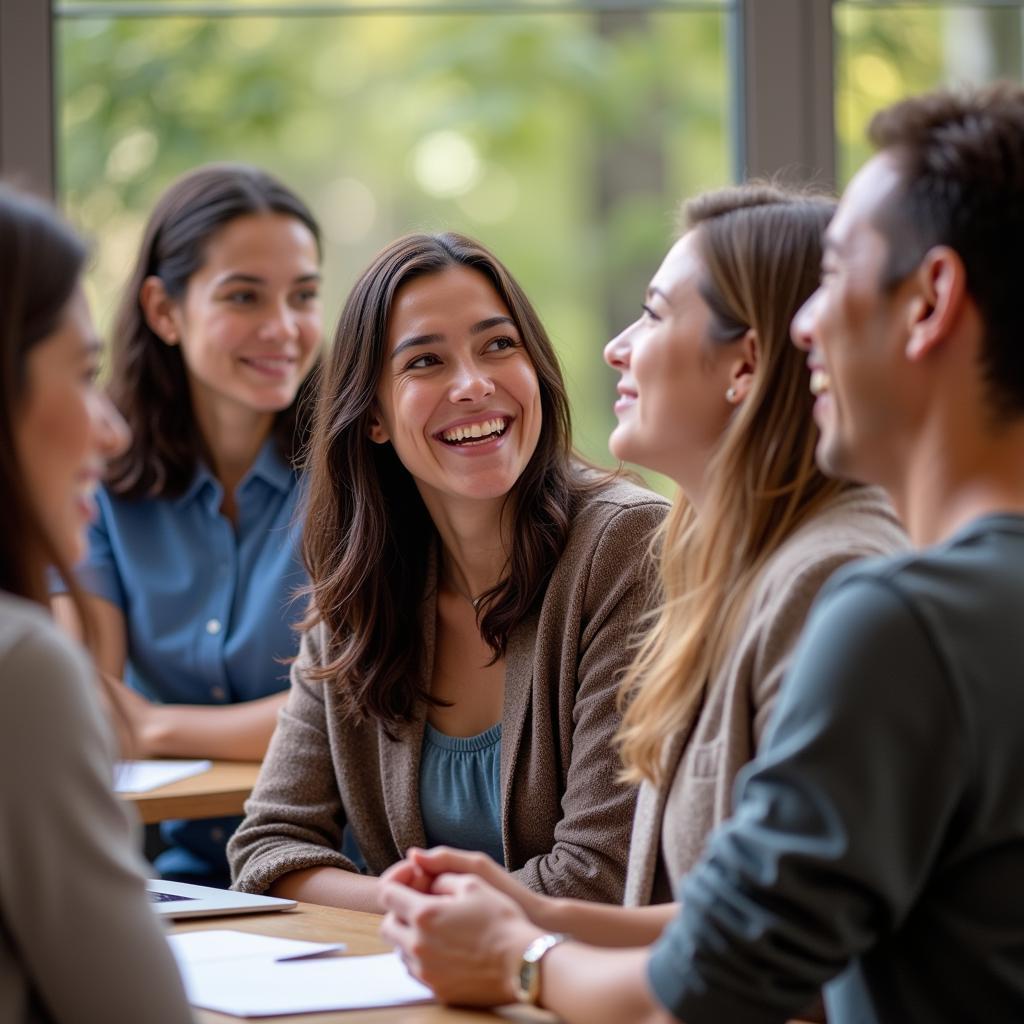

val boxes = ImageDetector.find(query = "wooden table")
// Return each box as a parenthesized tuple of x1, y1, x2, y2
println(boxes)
(123, 760, 262, 824)
(173, 901, 553, 1024)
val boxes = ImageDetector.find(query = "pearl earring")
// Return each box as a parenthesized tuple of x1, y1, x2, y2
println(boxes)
(726, 386, 737, 402)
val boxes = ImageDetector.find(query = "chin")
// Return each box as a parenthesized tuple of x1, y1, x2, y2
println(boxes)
(608, 430, 636, 465)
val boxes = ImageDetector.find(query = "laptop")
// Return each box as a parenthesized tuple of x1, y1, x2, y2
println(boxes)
(147, 878, 297, 919)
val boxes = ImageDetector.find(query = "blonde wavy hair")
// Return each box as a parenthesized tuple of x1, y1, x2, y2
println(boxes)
(617, 184, 848, 785)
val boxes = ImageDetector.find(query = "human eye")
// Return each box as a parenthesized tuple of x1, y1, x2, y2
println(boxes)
(293, 286, 320, 306)
(405, 353, 441, 371)
(80, 356, 101, 385)
(224, 289, 259, 306)
(641, 303, 661, 322)
(486, 335, 521, 353)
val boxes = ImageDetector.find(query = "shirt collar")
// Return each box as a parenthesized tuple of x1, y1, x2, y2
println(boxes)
(174, 438, 295, 510)
(239, 438, 295, 497)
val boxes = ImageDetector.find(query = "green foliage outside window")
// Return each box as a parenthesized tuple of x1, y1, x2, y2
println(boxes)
(58, 7, 730, 485)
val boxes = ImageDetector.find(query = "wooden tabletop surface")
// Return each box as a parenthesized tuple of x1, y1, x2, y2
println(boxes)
(172, 901, 554, 1024)
(123, 760, 262, 824)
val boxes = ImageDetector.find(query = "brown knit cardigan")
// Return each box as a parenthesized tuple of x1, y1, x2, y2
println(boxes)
(230, 478, 668, 903)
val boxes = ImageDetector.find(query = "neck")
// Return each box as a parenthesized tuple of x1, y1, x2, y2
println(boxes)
(190, 386, 275, 496)
(885, 413, 1024, 547)
(420, 491, 512, 601)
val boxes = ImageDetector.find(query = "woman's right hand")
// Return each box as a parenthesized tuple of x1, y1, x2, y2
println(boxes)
(386, 846, 553, 928)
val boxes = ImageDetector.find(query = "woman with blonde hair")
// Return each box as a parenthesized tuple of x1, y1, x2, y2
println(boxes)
(379, 184, 906, 1007)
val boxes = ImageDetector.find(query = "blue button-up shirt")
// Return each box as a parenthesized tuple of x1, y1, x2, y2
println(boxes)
(75, 439, 307, 706)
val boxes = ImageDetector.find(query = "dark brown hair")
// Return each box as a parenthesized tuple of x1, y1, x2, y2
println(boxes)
(303, 232, 603, 728)
(869, 82, 1024, 417)
(106, 163, 322, 498)
(0, 184, 89, 607)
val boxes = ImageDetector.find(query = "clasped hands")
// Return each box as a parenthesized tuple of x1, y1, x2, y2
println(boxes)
(378, 846, 547, 1007)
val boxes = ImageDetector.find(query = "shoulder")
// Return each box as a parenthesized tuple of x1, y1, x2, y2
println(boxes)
(0, 592, 102, 734)
(567, 474, 670, 553)
(752, 486, 907, 609)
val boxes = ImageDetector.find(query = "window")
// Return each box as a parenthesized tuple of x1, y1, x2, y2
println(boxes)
(835, 2, 1024, 184)
(56, 1, 733, 470)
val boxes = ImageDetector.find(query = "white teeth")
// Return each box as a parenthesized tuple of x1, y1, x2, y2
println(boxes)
(810, 369, 831, 396)
(441, 417, 508, 444)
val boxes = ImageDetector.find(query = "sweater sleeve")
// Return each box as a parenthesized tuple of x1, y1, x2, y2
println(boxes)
(647, 575, 965, 1023)
(228, 625, 359, 893)
(513, 499, 664, 902)
(0, 621, 192, 1024)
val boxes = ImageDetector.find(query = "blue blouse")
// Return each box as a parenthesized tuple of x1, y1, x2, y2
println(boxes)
(58, 439, 307, 884)
(419, 722, 504, 865)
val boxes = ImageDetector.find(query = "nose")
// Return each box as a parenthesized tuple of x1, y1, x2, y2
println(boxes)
(94, 394, 130, 461)
(604, 323, 633, 370)
(259, 299, 300, 344)
(790, 289, 820, 352)
(449, 357, 495, 403)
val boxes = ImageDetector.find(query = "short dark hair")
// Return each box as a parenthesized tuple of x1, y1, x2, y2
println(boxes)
(868, 82, 1024, 417)
(0, 184, 87, 603)
(106, 163, 322, 498)
(301, 232, 606, 728)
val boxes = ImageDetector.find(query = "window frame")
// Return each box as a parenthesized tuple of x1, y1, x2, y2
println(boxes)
(1, 0, 838, 197)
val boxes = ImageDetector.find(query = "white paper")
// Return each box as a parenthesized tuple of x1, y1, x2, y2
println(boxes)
(114, 759, 212, 793)
(168, 930, 345, 967)
(175, 949, 433, 1017)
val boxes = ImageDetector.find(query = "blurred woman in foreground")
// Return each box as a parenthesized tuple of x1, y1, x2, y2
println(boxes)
(0, 184, 192, 1023)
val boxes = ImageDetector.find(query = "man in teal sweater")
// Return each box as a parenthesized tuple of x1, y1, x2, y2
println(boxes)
(377, 82, 1024, 1023)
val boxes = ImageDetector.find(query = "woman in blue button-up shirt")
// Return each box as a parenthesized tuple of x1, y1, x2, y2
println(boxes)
(53, 164, 323, 884)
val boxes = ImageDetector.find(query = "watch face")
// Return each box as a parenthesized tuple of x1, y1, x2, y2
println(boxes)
(518, 959, 538, 1003)
(517, 933, 564, 1004)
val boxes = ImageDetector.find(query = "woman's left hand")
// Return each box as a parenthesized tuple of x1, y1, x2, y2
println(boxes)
(379, 872, 541, 1007)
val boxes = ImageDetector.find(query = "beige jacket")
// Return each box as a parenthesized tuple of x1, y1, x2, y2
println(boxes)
(230, 479, 667, 903)
(624, 486, 907, 906)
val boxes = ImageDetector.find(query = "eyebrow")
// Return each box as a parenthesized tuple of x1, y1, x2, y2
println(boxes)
(214, 271, 322, 287)
(645, 286, 670, 303)
(391, 315, 518, 359)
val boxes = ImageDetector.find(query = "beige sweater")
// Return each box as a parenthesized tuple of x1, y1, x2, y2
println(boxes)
(0, 591, 192, 1024)
(230, 479, 668, 903)
(624, 486, 907, 906)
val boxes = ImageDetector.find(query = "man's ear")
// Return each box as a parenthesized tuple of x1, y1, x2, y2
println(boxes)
(905, 245, 967, 362)
(139, 276, 183, 346)
(367, 403, 391, 444)
(726, 328, 759, 404)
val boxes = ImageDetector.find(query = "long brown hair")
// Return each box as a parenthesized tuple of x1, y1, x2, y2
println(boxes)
(0, 184, 89, 612)
(106, 163, 322, 499)
(617, 184, 846, 784)
(303, 232, 601, 728)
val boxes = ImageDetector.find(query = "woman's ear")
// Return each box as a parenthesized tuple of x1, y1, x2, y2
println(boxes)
(367, 403, 391, 444)
(726, 328, 759, 404)
(139, 276, 183, 346)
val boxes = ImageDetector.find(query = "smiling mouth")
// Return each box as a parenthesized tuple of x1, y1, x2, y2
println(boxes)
(809, 369, 831, 396)
(438, 416, 510, 446)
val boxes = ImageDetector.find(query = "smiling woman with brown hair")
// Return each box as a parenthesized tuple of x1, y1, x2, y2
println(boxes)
(229, 231, 667, 912)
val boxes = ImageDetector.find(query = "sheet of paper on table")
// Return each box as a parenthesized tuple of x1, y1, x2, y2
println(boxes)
(114, 759, 212, 793)
(168, 930, 433, 1017)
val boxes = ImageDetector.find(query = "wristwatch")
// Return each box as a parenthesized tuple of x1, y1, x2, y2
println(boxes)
(514, 932, 566, 1005)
